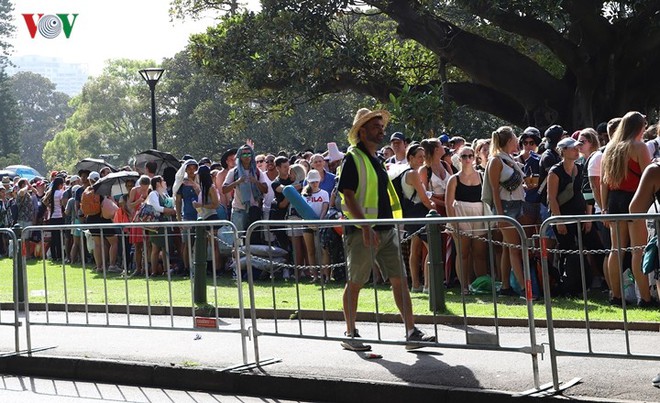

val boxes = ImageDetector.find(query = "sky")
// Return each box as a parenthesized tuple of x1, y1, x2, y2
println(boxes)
(9, 0, 235, 76)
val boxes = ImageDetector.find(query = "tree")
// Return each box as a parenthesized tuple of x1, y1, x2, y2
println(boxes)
(10, 72, 73, 173)
(0, 0, 15, 69)
(45, 59, 159, 171)
(188, 0, 660, 130)
(0, 69, 21, 166)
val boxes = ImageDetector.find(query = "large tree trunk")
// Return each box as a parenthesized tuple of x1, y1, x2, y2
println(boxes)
(365, 0, 660, 130)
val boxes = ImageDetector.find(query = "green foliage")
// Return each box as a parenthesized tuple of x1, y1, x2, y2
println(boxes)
(42, 128, 84, 173)
(0, 0, 15, 69)
(10, 72, 73, 173)
(0, 69, 22, 160)
(45, 59, 159, 171)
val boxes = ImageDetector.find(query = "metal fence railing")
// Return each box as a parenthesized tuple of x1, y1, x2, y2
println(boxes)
(539, 212, 660, 392)
(16, 219, 249, 366)
(0, 226, 20, 354)
(245, 215, 544, 390)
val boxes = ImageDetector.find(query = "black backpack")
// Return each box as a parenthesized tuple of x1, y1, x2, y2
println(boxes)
(392, 168, 427, 217)
(392, 168, 415, 215)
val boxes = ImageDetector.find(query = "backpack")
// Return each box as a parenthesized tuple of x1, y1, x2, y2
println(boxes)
(80, 187, 101, 217)
(392, 168, 415, 214)
(392, 168, 428, 218)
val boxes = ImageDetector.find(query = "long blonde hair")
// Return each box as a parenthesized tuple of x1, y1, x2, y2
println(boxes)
(489, 126, 515, 157)
(601, 111, 647, 188)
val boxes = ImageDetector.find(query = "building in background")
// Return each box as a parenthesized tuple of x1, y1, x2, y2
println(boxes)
(7, 55, 88, 96)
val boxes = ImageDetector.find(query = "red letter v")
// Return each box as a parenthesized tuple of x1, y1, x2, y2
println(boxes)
(22, 14, 43, 39)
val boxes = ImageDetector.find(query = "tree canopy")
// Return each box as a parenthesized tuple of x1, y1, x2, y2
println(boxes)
(187, 0, 660, 131)
(11, 72, 72, 173)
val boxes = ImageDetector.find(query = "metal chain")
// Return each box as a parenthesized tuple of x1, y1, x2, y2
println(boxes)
(214, 232, 347, 271)
(445, 226, 646, 255)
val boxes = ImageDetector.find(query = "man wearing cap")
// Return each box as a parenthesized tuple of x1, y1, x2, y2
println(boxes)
(515, 127, 542, 234)
(337, 108, 435, 352)
(386, 132, 408, 165)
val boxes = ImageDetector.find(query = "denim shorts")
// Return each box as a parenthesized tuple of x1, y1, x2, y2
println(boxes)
(492, 200, 523, 220)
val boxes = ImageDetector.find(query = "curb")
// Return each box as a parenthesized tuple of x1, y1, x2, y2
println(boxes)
(0, 355, 622, 403)
(6, 303, 659, 332)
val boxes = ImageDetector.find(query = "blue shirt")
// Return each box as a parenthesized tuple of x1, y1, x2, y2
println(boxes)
(319, 170, 336, 196)
(177, 184, 198, 221)
(516, 152, 541, 203)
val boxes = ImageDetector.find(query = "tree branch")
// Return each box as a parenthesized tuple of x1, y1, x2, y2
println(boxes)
(462, 2, 586, 75)
(444, 82, 528, 127)
(366, 0, 570, 113)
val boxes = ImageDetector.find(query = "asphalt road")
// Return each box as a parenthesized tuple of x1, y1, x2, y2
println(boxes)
(1, 310, 660, 402)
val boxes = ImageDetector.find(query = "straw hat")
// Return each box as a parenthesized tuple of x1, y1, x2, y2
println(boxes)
(347, 108, 390, 146)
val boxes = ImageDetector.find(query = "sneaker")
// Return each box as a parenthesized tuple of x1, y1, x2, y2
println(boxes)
(405, 327, 436, 351)
(652, 373, 660, 387)
(637, 299, 659, 308)
(609, 297, 623, 307)
(411, 286, 424, 293)
(340, 330, 371, 352)
(107, 265, 122, 273)
(499, 287, 517, 296)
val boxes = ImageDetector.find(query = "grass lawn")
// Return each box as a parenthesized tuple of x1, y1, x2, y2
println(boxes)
(0, 258, 658, 322)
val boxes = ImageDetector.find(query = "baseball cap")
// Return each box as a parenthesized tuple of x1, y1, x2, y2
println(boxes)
(544, 125, 567, 144)
(306, 169, 321, 183)
(439, 133, 450, 144)
(88, 171, 100, 182)
(69, 175, 81, 183)
(390, 132, 405, 142)
(556, 137, 582, 150)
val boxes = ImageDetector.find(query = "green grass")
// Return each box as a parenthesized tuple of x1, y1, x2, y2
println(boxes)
(1, 258, 659, 322)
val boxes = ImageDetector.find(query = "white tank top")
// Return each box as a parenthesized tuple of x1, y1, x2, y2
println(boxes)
(497, 153, 525, 201)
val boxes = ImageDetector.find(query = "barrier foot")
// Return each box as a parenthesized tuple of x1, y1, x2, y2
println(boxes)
(218, 357, 282, 373)
(514, 377, 582, 397)
(0, 345, 57, 357)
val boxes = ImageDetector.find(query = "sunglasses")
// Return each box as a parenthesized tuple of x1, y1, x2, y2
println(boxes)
(266, 159, 275, 163)
(460, 154, 474, 160)
(256, 159, 265, 163)
(523, 140, 536, 146)
(240, 153, 252, 158)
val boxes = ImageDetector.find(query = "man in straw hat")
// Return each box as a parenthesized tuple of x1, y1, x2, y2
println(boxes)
(337, 108, 435, 351)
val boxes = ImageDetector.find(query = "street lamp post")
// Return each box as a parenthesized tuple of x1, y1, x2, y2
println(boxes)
(139, 68, 165, 150)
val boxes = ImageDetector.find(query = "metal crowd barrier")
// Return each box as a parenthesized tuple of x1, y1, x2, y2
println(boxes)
(0, 227, 21, 354)
(17, 219, 249, 365)
(245, 215, 544, 389)
(539, 212, 660, 392)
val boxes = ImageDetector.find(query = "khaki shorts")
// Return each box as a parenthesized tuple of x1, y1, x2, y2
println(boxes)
(344, 228, 405, 284)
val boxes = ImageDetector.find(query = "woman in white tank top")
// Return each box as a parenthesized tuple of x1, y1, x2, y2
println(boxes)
(419, 138, 450, 215)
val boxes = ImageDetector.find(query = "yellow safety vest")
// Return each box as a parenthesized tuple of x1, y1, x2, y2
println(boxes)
(340, 146, 403, 224)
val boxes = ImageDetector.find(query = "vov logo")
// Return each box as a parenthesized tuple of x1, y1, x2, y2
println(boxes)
(22, 14, 79, 39)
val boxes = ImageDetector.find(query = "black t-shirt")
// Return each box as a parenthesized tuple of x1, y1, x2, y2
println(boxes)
(271, 176, 295, 208)
(338, 142, 393, 230)
(549, 162, 586, 215)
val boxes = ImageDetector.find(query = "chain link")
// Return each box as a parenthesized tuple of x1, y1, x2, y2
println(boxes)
(445, 226, 646, 255)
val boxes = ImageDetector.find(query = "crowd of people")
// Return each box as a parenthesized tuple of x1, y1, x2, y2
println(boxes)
(1, 109, 659, 315)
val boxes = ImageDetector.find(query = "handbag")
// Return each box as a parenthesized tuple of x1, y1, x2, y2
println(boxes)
(133, 203, 157, 224)
(556, 166, 577, 206)
(642, 235, 658, 275)
(101, 197, 119, 220)
(499, 157, 523, 192)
